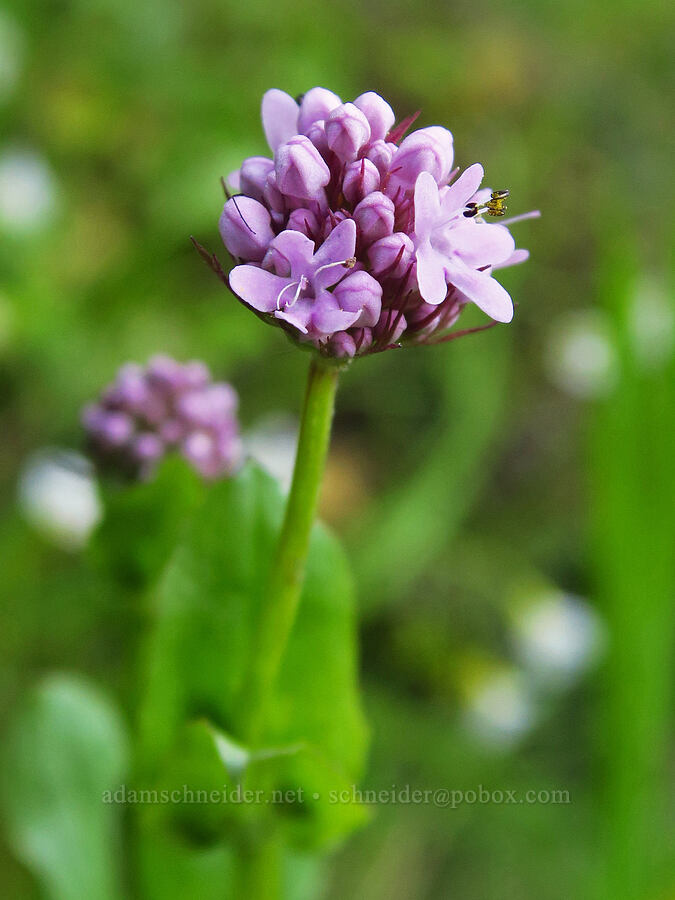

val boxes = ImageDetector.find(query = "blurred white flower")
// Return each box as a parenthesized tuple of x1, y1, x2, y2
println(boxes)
(0, 12, 24, 103)
(461, 666, 537, 751)
(629, 278, 674, 371)
(244, 415, 298, 494)
(0, 148, 57, 234)
(511, 592, 606, 689)
(18, 450, 102, 550)
(545, 309, 618, 399)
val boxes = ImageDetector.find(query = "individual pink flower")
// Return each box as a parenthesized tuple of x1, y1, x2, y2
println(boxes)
(229, 219, 382, 340)
(412, 168, 516, 322)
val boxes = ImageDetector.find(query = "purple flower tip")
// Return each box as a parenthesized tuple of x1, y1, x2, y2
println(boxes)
(220, 196, 275, 262)
(275, 135, 330, 201)
(325, 103, 371, 163)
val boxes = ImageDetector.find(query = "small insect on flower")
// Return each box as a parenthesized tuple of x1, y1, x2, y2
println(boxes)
(464, 189, 510, 219)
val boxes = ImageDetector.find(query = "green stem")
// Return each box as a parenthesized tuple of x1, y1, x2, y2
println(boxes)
(243, 356, 340, 744)
(234, 831, 282, 899)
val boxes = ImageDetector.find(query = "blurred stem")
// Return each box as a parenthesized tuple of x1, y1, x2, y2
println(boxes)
(590, 231, 675, 898)
(234, 831, 282, 899)
(242, 356, 339, 744)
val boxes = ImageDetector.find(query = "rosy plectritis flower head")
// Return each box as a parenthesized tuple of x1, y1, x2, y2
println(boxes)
(82, 356, 242, 480)
(217, 88, 538, 358)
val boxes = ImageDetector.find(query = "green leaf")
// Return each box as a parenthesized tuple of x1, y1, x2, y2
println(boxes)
(1, 674, 129, 900)
(135, 461, 368, 892)
(89, 457, 206, 591)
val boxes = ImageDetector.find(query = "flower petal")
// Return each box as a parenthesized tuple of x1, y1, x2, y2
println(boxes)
(229, 265, 292, 313)
(493, 248, 530, 269)
(312, 218, 357, 288)
(267, 229, 316, 275)
(440, 163, 484, 218)
(332, 270, 382, 328)
(416, 240, 449, 304)
(445, 260, 513, 322)
(310, 295, 362, 336)
(413, 171, 442, 240)
(469, 187, 492, 206)
(261, 89, 299, 151)
(275, 291, 362, 338)
(274, 299, 312, 334)
(297, 87, 342, 133)
(446, 222, 516, 267)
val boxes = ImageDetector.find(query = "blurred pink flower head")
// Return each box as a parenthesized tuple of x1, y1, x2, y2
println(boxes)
(218, 87, 538, 358)
(82, 356, 242, 480)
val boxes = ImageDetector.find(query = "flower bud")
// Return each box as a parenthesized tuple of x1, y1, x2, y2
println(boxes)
(106, 364, 149, 412)
(407, 299, 462, 339)
(286, 207, 320, 238)
(389, 126, 454, 189)
(239, 156, 275, 203)
(297, 87, 342, 133)
(304, 120, 329, 155)
(342, 158, 380, 205)
(219, 196, 275, 261)
(133, 432, 164, 462)
(274, 135, 331, 200)
(365, 140, 396, 178)
(354, 92, 395, 141)
(262, 170, 286, 223)
(96, 411, 134, 447)
(182, 360, 211, 389)
(322, 209, 350, 241)
(261, 88, 299, 151)
(327, 327, 374, 357)
(326, 332, 357, 358)
(177, 384, 237, 428)
(353, 191, 395, 244)
(325, 103, 371, 163)
(368, 232, 415, 278)
(374, 308, 407, 343)
(353, 328, 374, 353)
(182, 431, 215, 471)
(147, 354, 186, 390)
(332, 270, 382, 328)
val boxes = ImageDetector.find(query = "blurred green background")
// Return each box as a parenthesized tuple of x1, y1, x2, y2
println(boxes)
(0, 0, 673, 897)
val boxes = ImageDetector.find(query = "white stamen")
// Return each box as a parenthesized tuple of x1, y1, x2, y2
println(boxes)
(314, 257, 356, 277)
(276, 279, 300, 310)
(287, 276, 307, 308)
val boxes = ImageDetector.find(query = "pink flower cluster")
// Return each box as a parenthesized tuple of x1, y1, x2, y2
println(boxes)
(219, 88, 537, 358)
(82, 356, 241, 480)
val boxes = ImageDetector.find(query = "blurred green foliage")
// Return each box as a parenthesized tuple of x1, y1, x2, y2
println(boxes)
(2, 675, 129, 900)
(0, 0, 673, 897)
